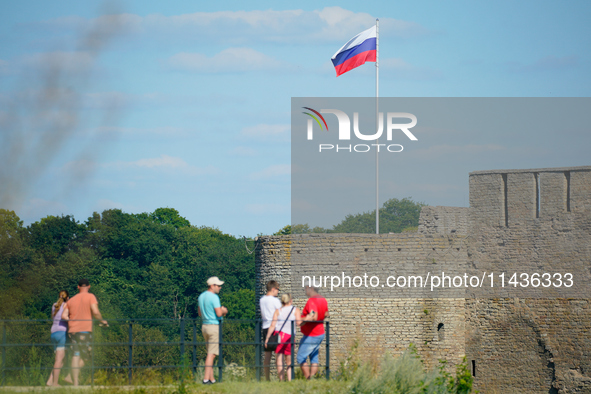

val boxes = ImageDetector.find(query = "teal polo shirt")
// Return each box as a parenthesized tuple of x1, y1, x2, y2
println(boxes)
(198, 290, 221, 325)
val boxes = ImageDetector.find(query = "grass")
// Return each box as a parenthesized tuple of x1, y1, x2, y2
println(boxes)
(0, 344, 473, 393)
(0, 356, 474, 394)
(0, 379, 347, 394)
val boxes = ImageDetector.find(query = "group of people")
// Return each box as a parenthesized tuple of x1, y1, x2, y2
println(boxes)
(260, 280, 328, 382)
(46, 279, 107, 386)
(47, 276, 326, 386)
(197, 277, 328, 384)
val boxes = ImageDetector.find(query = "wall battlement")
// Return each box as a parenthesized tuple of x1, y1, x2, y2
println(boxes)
(469, 166, 591, 227)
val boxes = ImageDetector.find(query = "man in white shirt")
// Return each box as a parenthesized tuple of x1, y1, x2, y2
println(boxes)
(259, 280, 281, 381)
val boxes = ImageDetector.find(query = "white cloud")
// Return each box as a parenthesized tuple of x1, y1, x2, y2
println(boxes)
(108, 155, 220, 176)
(240, 124, 290, 139)
(41, 8, 427, 45)
(249, 164, 291, 180)
(148, 8, 427, 43)
(167, 48, 285, 73)
(314, 7, 425, 41)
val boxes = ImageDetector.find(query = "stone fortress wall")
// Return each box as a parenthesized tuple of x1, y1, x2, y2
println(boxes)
(255, 166, 591, 393)
(465, 167, 591, 393)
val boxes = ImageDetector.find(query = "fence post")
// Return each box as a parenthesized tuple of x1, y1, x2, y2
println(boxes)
(255, 320, 261, 381)
(180, 318, 185, 372)
(217, 321, 223, 382)
(128, 322, 133, 385)
(291, 320, 295, 381)
(325, 321, 330, 380)
(91, 320, 95, 386)
(192, 319, 197, 377)
(2, 324, 6, 387)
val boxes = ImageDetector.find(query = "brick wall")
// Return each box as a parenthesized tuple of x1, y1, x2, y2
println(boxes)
(255, 232, 469, 372)
(418, 206, 470, 235)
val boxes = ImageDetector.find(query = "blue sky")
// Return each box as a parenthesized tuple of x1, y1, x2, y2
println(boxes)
(1, 0, 590, 237)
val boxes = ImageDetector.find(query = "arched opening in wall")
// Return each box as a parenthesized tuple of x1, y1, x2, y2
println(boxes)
(437, 323, 445, 341)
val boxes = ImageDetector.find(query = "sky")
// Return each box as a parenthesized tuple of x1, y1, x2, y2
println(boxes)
(0, 0, 590, 237)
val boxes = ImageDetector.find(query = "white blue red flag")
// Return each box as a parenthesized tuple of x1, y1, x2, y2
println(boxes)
(331, 26, 377, 76)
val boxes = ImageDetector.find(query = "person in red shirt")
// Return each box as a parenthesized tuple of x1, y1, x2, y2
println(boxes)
(62, 279, 107, 386)
(296, 286, 328, 379)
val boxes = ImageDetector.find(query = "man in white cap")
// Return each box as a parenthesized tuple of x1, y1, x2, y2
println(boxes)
(198, 276, 228, 384)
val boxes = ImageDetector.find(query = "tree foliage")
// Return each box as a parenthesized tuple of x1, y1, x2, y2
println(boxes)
(284, 197, 426, 234)
(333, 197, 426, 234)
(0, 208, 255, 321)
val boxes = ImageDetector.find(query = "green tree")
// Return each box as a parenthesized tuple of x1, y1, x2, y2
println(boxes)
(220, 289, 255, 320)
(0, 209, 25, 270)
(0, 209, 23, 237)
(273, 224, 292, 235)
(79, 209, 255, 320)
(26, 215, 86, 264)
(150, 208, 191, 229)
(0, 207, 256, 323)
(332, 197, 426, 234)
(275, 197, 426, 235)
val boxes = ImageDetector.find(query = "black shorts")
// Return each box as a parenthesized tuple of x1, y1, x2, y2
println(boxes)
(262, 328, 272, 352)
(69, 332, 92, 359)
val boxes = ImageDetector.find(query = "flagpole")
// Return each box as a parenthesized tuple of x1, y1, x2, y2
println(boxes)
(375, 18, 379, 235)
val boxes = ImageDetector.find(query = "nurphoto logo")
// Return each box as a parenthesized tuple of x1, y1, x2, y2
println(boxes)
(302, 107, 418, 153)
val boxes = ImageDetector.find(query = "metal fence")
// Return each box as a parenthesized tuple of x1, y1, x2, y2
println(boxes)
(0, 318, 330, 386)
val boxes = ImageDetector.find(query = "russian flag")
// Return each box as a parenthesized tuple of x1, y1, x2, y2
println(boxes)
(331, 26, 377, 77)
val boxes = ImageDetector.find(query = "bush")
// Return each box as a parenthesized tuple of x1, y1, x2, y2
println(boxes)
(344, 346, 474, 394)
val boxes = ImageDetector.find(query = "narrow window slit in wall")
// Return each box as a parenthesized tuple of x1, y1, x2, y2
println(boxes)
(502, 174, 508, 227)
(437, 323, 445, 341)
(534, 173, 540, 218)
(472, 360, 476, 376)
(565, 171, 571, 212)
